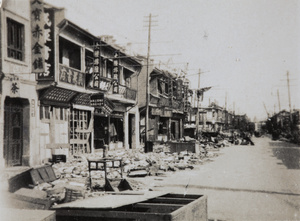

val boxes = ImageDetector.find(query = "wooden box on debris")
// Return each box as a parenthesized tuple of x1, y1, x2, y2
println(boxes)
(53, 193, 207, 221)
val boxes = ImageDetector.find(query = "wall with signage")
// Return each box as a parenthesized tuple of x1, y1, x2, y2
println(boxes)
(59, 64, 85, 87)
(31, 0, 45, 74)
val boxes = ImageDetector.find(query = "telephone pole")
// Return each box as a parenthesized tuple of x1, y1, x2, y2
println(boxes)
(195, 69, 209, 139)
(286, 71, 292, 122)
(277, 89, 281, 112)
(195, 69, 201, 139)
(144, 13, 157, 151)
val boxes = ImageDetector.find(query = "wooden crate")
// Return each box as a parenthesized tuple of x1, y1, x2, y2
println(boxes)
(54, 193, 207, 221)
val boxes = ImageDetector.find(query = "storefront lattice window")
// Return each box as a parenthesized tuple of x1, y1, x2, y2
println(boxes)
(70, 109, 91, 154)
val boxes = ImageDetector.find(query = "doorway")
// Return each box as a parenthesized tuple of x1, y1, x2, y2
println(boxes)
(4, 98, 29, 167)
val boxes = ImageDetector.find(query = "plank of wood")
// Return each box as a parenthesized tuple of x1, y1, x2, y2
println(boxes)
(52, 192, 167, 209)
(38, 167, 51, 183)
(30, 169, 44, 185)
(147, 197, 194, 204)
(45, 166, 57, 182)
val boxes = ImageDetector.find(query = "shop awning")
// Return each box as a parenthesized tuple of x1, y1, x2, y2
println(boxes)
(94, 98, 115, 116)
(39, 86, 78, 107)
(72, 93, 91, 106)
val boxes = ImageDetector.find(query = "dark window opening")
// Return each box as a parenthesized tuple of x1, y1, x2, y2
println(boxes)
(110, 117, 123, 142)
(59, 37, 81, 70)
(7, 18, 24, 61)
(106, 60, 113, 79)
(85, 50, 93, 74)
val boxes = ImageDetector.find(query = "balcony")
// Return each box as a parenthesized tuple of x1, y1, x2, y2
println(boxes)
(117, 84, 137, 101)
(107, 83, 137, 103)
(172, 100, 184, 113)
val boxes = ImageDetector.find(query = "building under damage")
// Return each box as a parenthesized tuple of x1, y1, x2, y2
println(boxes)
(0, 0, 142, 168)
(0, 0, 253, 170)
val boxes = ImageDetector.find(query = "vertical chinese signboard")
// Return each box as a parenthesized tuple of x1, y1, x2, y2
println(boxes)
(93, 39, 101, 88)
(183, 84, 189, 112)
(37, 7, 55, 80)
(31, 0, 45, 74)
(112, 51, 119, 94)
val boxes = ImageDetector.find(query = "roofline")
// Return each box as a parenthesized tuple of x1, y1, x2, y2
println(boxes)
(57, 19, 97, 41)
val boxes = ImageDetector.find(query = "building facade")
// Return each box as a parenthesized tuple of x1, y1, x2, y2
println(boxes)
(0, 0, 142, 168)
(137, 66, 187, 144)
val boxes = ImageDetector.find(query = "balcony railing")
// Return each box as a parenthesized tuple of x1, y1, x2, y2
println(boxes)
(125, 87, 137, 100)
(110, 83, 137, 102)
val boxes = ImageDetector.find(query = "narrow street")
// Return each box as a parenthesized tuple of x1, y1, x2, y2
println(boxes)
(138, 136, 300, 220)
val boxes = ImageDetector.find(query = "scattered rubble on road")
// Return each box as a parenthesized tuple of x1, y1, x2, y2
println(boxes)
(4, 135, 237, 209)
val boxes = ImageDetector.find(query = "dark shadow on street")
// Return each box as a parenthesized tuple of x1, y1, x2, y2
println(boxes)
(271, 145, 300, 169)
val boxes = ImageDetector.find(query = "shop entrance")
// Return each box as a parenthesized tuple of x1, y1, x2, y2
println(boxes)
(94, 115, 108, 149)
(128, 114, 135, 149)
(4, 98, 29, 167)
(171, 120, 179, 140)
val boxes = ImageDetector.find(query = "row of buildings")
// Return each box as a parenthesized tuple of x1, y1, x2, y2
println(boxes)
(266, 109, 300, 142)
(0, 0, 251, 168)
(185, 103, 251, 137)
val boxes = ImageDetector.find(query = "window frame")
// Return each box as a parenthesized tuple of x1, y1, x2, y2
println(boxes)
(7, 17, 25, 61)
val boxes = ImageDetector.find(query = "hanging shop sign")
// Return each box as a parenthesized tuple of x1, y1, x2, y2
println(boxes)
(177, 79, 183, 100)
(98, 79, 111, 91)
(31, 99, 35, 117)
(90, 93, 104, 107)
(36, 7, 55, 80)
(94, 99, 115, 115)
(163, 109, 173, 117)
(151, 107, 162, 116)
(93, 39, 102, 88)
(31, 0, 45, 74)
(59, 65, 85, 87)
(9, 75, 20, 97)
(112, 51, 119, 94)
(183, 85, 189, 112)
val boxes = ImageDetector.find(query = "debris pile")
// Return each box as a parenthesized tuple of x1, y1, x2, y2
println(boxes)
(5, 140, 229, 208)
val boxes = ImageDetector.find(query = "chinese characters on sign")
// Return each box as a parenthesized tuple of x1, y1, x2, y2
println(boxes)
(90, 93, 104, 107)
(37, 8, 55, 80)
(31, 99, 35, 117)
(183, 85, 190, 112)
(93, 39, 101, 88)
(9, 75, 20, 97)
(31, 0, 45, 73)
(112, 51, 119, 94)
(98, 79, 111, 91)
(59, 65, 85, 87)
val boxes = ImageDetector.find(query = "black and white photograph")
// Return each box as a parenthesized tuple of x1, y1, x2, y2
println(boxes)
(0, 0, 299, 220)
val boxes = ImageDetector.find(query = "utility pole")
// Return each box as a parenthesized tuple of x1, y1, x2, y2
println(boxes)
(225, 91, 228, 110)
(195, 69, 201, 139)
(144, 13, 157, 151)
(194, 69, 209, 139)
(277, 89, 281, 112)
(145, 13, 152, 151)
(286, 71, 293, 122)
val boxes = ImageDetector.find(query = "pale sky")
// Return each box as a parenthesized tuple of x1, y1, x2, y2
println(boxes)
(47, 0, 300, 121)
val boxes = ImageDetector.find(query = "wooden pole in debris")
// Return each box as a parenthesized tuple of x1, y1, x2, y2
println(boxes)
(145, 13, 152, 150)
(195, 69, 201, 139)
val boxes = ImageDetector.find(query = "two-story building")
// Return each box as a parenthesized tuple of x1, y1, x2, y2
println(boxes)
(37, 8, 142, 161)
(138, 66, 186, 145)
(0, 0, 142, 168)
(0, 0, 43, 167)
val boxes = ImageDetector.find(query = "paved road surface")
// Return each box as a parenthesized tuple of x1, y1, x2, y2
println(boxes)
(141, 136, 300, 221)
